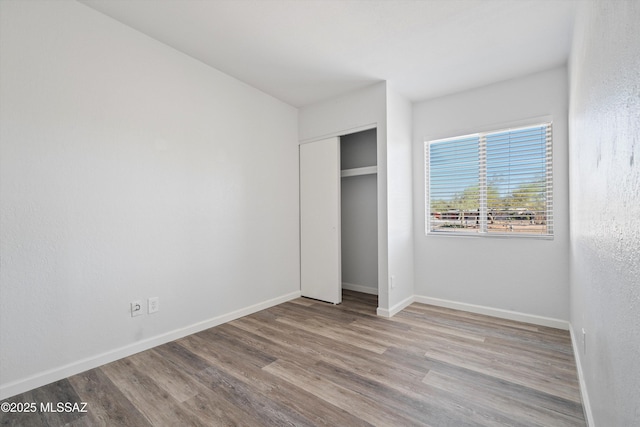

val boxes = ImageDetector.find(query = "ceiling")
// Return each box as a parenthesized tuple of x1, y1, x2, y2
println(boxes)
(80, 0, 579, 108)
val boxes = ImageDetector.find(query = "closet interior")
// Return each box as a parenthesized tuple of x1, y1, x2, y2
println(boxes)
(340, 128, 378, 296)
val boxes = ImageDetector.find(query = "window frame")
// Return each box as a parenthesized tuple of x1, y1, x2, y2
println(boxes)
(424, 122, 553, 239)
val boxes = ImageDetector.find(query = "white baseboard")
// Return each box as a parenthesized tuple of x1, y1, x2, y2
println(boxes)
(569, 327, 594, 426)
(0, 290, 301, 401)
(342, 282, 378, 295)
(377, 295, 415, 318)
(413, 295, 570, 330)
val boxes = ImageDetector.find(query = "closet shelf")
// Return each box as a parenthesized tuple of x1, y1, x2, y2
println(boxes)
(340, 166, 377, 178)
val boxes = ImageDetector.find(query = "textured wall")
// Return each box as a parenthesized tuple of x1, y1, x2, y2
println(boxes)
(569, 1, 640, 425)
(0, 0, 299, 398)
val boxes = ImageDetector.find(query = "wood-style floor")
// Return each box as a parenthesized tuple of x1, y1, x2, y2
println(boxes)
(1, 290, 585, 426)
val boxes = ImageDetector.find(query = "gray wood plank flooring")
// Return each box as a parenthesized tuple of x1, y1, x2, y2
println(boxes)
(1, 290, 585, 426)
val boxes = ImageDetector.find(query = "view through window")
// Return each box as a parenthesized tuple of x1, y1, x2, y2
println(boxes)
(425, 123, 553, 236)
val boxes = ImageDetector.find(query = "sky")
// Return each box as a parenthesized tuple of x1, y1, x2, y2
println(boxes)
(428, 125, 548, 205)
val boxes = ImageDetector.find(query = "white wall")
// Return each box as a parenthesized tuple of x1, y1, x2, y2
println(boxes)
(299, 83, 390, 309)
(386, 86, 415, 311)
(0, 0, 300, 399)
(412, 67, 570, 324)
(298, 83, 386, 144)
(341, 175, 378, 292)
(569, 1, 640, 425)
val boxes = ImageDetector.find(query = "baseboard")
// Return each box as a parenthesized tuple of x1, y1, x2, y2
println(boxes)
(377, 295, 415, 317)
(413, 295, 570, 330)
(569, 327, 595, 426)
(0, 290, 302, 400)
(342, 282, 378, 295)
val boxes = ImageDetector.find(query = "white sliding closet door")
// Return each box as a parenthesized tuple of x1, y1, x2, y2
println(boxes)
(300, 137, 342, 304)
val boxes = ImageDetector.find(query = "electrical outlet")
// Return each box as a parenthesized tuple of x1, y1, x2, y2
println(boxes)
(131, 300, 143, 317)
(390, 275, 396, 289)
(148, 297, 159, 314)
(582, 328, 587, 355)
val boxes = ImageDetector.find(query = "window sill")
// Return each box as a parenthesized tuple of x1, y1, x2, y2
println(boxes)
(426, 231, 554, 240)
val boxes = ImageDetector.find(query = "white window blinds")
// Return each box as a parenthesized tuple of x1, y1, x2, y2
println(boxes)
(425, 123, 553, 236)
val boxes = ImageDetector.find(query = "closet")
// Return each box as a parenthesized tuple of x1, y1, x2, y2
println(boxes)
(300, 128, 378, 304)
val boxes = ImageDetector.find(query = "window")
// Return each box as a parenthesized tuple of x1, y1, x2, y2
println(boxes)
(425, 123, 552, 237)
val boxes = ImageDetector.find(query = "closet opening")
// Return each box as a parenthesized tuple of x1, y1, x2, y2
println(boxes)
(340, 128, 378, 305)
